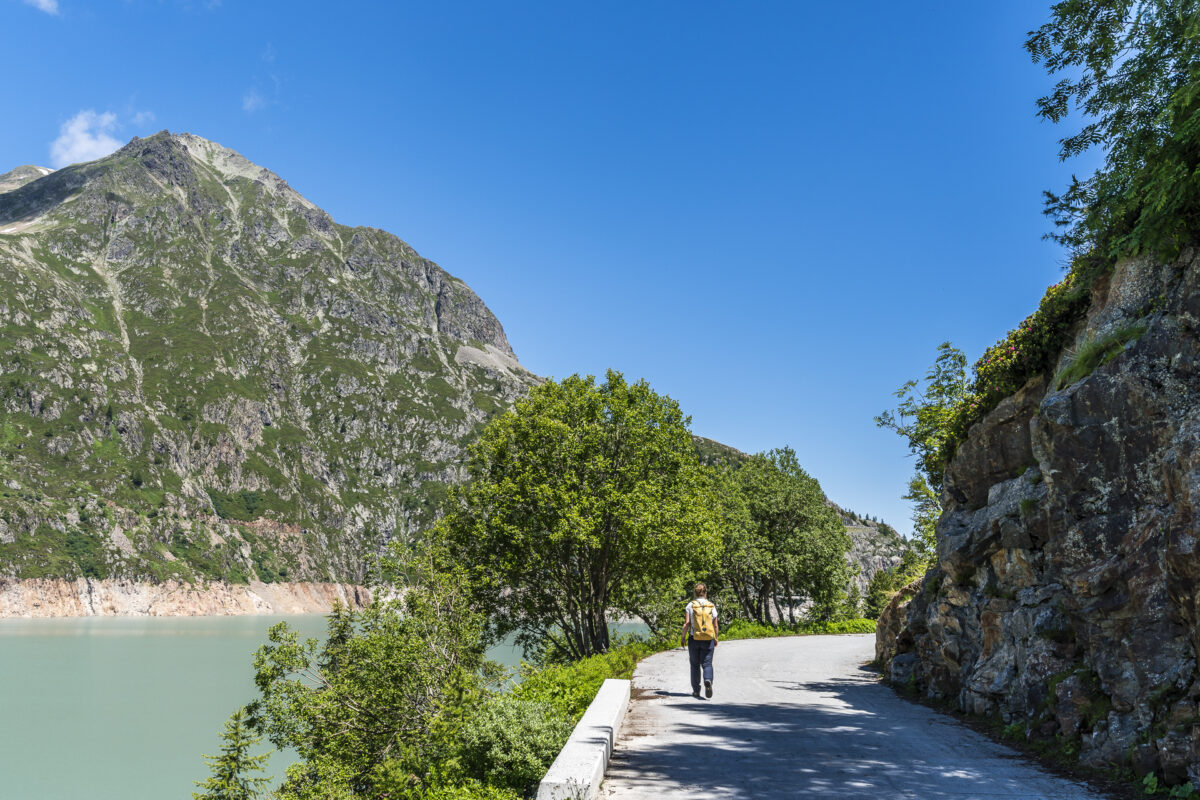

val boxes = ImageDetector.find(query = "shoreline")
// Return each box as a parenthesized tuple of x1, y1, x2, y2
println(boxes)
(0, 577, 370, 618)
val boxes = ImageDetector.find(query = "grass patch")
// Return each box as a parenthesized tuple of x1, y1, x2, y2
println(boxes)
(1054, 322, 1147, 389)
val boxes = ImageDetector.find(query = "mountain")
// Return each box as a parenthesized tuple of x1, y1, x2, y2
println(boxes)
(0, 165, 53, 195)
(832, 507, 906, 593)
(0, 132, 536, 587)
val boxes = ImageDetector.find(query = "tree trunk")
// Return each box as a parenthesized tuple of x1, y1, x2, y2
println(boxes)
(586, 607, 610, 655)
(784, 574, 796, 625)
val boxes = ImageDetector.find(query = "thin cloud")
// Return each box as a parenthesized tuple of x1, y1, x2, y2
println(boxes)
(49, 110, 122, 168)
(23, 0, 59, 15)
(132, 110, 156, 126)
(242, 88, 265, 113)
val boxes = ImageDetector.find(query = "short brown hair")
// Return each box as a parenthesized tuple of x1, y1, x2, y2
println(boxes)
(694, 582, 707, 598)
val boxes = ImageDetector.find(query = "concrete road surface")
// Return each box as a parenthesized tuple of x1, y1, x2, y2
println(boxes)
(600, 634, 1109, 799)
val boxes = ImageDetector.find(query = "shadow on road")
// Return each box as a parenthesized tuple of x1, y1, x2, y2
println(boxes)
(608, 673, 1099, 799)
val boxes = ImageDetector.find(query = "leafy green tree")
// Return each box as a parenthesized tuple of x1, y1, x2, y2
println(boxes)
(437, 370, 721, 660)
(193, 708, 271, 800)
(840, 583, 863, 619)
(1028, 0, 1200, 262)
(874, 343, 967, 589)
(246, 564, 489, 800)
(710, 463, 772, 624)
(904, 474, 939, 563)
(734, 448, 853, 624)
(875, 342, 969, 493)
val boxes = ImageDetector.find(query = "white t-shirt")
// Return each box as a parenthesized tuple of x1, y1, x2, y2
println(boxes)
(685, 599, 718, 625)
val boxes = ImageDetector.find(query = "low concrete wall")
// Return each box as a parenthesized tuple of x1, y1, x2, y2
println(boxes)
(537, 678, 631, 800)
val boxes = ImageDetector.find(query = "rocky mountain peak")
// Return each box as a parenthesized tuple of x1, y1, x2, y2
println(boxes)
(0, 132, 535, 585)
(0, 165, 53, 194)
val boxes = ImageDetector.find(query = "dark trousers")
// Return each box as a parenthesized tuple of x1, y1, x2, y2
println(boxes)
(688, 637, 715, 693)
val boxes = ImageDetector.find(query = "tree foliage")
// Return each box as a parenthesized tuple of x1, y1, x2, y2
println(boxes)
(193, 708, 272, 800)
(875, 342, 969, 494)
(718, 448, 853, 624)
(873, 344, 970, 597)
(246, 565, 490, 800)
(1028, 0, 1200, 260)
(437, 370, 720, 661)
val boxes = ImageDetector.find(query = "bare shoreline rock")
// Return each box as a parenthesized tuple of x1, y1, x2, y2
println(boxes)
(0, 577, 369, 617)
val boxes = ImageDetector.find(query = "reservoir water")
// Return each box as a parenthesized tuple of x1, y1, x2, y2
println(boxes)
(0, 615, 645, 800)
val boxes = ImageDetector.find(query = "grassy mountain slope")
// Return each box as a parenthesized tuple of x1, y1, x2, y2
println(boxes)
(0, 132, 536, 584)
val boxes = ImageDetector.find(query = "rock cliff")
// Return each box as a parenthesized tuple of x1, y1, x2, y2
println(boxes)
(877, 250, 1200, 783)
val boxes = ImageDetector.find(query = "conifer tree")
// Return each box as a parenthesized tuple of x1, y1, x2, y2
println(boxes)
(193, 708, 271, 800)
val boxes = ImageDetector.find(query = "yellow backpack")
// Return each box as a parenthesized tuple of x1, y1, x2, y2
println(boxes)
(691, 599, 715, 641)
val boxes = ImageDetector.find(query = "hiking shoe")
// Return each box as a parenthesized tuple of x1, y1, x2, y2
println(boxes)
(692, 691, 701, 699)
(704, 680, 713, 698)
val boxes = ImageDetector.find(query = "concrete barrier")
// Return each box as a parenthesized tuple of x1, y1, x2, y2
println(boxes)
(536, 678, 631, 800)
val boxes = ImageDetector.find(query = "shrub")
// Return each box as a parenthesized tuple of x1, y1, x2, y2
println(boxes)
(721, 618, 876, 640)
(421, 781, 522, 800)
(940, 270, 1094, 468)
(207, 488, 267, 521)
(454, 694, 572, 796)
(513, 642, 653, 722)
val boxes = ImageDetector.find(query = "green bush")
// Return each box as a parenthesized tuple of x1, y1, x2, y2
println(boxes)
(940, 269, 1094, 468)
(721, 618, 876, 640)
(454, 694, 572, 796)
(420, 781, 522, 800)
(513, 642, 655, 722)
(207, 487, 268, 521)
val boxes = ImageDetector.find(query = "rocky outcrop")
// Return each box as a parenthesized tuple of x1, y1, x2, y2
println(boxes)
(0, 577, 369, 617)
(877, 249, 1200, 783)
(844, 522, 905, 593)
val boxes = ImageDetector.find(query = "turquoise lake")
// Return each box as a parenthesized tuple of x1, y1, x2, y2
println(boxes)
(0, 615, 635, 800)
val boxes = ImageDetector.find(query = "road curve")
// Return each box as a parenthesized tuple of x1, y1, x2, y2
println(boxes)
(600, 634, 1109, 800)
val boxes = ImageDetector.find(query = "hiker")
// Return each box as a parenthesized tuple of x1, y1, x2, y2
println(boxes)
(681, 582, 718, 698)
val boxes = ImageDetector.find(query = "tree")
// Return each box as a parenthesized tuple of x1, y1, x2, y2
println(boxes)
(875, 343, 968, 584)
(864, 548, 927, 619)
(193, 708, 271, 800)
(734, 448, 853, 623)
(710, 463, 772, 625)
(903, 473, 939, 562)
(437, 370, 720, 660)
(874, 342, 969, 494)
(1027, 0, 1200, 261)
(245, 563, 489, 800)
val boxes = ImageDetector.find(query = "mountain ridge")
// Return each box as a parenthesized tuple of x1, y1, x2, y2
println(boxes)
(0, 131, 535, 586)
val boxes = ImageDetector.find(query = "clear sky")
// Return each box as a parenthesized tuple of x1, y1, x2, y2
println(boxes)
(2, 0, 1094, 536)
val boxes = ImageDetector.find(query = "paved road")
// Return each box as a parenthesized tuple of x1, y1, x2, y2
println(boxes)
(600, 635, 1109, 800)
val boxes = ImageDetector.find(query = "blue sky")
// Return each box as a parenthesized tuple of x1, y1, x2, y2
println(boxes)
(3, 1, 1092, 535)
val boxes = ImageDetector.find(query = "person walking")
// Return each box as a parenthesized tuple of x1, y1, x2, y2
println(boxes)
(680, 582, 718, 699)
